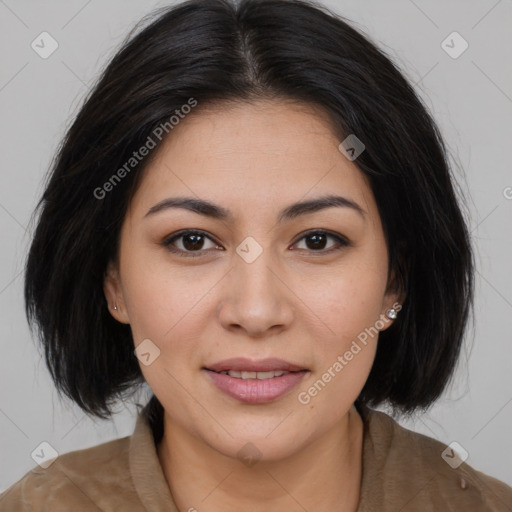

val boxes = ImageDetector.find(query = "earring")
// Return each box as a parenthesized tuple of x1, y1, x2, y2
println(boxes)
(112, 305, 118, 311)
(386, 308, 398, 320)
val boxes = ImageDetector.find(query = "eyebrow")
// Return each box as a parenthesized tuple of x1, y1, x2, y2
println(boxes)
(144, 194, 366, 223)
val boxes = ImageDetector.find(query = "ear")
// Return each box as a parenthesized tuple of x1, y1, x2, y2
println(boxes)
(379, 267, 406, 332)
(103, 260, 130, 324)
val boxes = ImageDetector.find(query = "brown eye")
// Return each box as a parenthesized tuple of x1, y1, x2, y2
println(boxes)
(293, 230, 350, 253)
(178, 232, 207, 251)
(163, 230, 221, 257)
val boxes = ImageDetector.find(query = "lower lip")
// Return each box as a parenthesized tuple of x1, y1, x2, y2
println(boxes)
(204, 369, 308, 404)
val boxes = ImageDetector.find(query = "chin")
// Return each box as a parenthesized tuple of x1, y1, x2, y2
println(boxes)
(210, 433, 307, 465)
(198, 415, 317, 463)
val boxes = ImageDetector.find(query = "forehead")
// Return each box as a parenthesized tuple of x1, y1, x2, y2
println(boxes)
(129, 100, 375, 221)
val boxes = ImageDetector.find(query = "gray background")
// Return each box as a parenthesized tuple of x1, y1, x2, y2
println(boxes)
(1, 0, 511, 493)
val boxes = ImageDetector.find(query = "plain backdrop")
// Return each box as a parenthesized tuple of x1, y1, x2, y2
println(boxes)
(1, 0, 511, 493)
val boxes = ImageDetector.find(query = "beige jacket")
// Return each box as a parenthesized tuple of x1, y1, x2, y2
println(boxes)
(1, 405, 511, 511)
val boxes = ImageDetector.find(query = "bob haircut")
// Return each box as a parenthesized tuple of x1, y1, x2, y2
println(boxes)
(24, 0, 474, 425)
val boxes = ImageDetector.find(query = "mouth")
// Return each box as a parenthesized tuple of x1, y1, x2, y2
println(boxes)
(203, 358, 309, 404)
(207, 369, 302, 380)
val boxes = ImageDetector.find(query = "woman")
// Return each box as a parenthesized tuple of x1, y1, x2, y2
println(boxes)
(1, 0, 510, 510)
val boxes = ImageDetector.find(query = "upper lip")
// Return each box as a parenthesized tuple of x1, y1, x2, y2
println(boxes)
(204, 357, 307, 373)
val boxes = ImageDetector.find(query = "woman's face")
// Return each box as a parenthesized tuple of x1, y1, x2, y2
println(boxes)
(105, 100, 400, 461)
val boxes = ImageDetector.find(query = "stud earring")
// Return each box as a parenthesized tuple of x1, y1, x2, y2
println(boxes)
(112, 305, 118, 311)
(386, 308, 398, 320)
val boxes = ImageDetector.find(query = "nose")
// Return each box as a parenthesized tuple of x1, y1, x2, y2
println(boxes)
(216, 242, 294, 338)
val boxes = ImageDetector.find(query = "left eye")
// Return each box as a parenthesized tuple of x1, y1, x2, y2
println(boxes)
(293, 230, 348, 252)
(162, 229, 349, 257)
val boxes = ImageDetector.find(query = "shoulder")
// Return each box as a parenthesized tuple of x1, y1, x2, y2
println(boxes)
(0, 434, 141, 511)
(361, 408, 512, 511)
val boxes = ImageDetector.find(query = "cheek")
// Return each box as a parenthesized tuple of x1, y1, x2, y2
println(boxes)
(296, 272, 383, 415)
(294, 256, 387, 404)
(120, 246, 206, 340)
(120, 252, 219, 386)
(122, 263, 206, 405)
(304, 260, 388, 342)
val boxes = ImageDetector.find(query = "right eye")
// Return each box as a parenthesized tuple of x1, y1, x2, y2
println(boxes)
(162, 230, 224, 258)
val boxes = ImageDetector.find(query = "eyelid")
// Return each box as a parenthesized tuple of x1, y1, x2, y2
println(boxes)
(291, 228, 350, 248)
(289, 230, 351, 257)
(162, 229, 222, 257)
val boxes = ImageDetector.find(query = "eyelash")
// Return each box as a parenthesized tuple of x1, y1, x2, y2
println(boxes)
(161, 229, 350, 258)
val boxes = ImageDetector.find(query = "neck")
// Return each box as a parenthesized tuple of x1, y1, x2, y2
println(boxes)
(157, 405, 364, 512)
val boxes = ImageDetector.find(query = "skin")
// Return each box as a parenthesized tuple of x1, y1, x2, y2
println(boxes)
(104, 99, 402, 511)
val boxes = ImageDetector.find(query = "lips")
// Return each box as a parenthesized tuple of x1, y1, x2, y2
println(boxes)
(203, 357, 308, 403)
